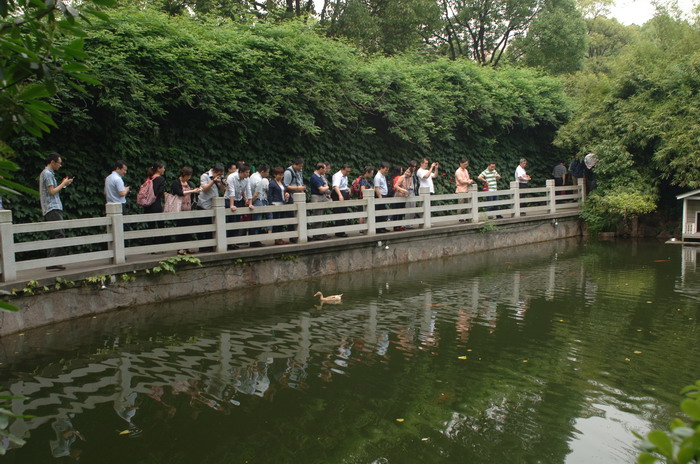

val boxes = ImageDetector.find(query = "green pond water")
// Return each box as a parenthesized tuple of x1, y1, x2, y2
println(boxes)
(1, 238, 699, 463)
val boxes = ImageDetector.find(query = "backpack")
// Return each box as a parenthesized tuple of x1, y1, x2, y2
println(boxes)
(350, 176, 363, 199)
(284, 167, 299, 204)
(137, 177, 157, 206)
(386, 176, 396, 197)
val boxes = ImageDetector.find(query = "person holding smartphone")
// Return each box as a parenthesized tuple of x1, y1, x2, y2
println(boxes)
(416, 158, 439, 194)
(40, 152, 73, 270)
(196, 164, 225, 252)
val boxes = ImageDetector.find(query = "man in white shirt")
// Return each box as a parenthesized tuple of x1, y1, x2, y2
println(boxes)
(515, 158, 531, 216)
(249, 164, 270, 247)
(105, 160, 129, 211)
(331, 164, 351, 237)
(515, 158, 531, 187)
(224, 164, 254, 248)
(416, 157, 439, 194)
(198, 165, 225, 211)
(374, 162, 390, 233)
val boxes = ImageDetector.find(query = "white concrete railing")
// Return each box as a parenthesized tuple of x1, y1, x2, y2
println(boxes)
(0, 179, 584, 282)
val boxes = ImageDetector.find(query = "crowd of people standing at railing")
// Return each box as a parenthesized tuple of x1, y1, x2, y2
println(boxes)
(28, 150, 592, 270)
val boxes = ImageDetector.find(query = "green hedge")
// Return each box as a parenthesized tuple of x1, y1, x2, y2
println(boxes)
(5, 8, 571, 223)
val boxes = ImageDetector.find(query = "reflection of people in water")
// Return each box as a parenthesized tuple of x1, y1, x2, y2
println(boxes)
(280, 358, 308, 390)
(455, 309, 472, 343)
(114, 391, 139, 425)
(236, 362, 271, 398)
(113, 391, 143, 437)
(147, 385, 176, 418)
(50, 416, 85, 459)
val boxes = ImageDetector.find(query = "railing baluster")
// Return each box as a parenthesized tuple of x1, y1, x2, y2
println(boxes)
(294, 193, 308, 243)
(106, 203, 125, 265)
(0, 209, 17, 282)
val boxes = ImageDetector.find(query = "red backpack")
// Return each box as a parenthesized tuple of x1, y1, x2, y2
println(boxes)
(137, 177, 157, 206)
(350, 176, 363, 199)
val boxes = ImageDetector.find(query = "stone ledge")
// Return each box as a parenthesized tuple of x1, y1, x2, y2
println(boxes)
(0, 214, 582, 336)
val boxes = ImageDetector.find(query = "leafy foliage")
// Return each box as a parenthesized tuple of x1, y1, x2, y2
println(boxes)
(439, 0, 547, 64)
(0, 0, 114, 139)
(577, 142, 656, 233)
(557, 12, 700, 190)
(4, 7, 570, 224)
(636, 380, 700, 464)
(0, 390, 29, 455)
(320, 0, 442, 54)
(506, 0, 587, 74)
(147, 254, 202, 274)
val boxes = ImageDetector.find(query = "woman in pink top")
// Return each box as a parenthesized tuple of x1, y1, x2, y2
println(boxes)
(455, 158, 474, 221)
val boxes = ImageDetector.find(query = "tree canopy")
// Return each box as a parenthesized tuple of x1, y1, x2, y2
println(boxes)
(3, 7, 570, 223)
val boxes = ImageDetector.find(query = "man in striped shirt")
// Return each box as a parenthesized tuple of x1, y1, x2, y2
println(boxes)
(478, 162, 502, 219)
(40, 152, 73, 270)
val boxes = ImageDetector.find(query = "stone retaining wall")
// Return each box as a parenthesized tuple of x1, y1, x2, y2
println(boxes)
(0, 214, 581, 336)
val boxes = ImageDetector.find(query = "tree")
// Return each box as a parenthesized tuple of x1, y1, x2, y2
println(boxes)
(585, 16, 635, 59)
(437, 0, 546, 64)
(0, 0, 111, 310)
(506, 0, 587, 74)
(320, 0, 442, 54)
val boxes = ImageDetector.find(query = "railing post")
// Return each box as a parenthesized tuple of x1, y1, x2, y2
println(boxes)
(294, 192, 308, 243)
(420, 187, 431, 229)
(213, 197, 227, 253)
(578, 178, 586, 206)
(105, 203, 125, 265)
(510, 181, 520, 218)
(547, 179, 556, 214)
(0, 209, 16, 282)
(363, 188, 376, 235)
(470, 188, 479, 223)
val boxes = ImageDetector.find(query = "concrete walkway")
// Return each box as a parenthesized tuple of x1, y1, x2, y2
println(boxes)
(1, 210, 577, 291)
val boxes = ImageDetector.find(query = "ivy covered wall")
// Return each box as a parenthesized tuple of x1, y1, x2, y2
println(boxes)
(6, 8, 571, 223)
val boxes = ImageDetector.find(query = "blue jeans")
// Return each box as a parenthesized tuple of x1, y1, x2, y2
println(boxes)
(252, 199, 271, 235)
(486, 195, 497, 212)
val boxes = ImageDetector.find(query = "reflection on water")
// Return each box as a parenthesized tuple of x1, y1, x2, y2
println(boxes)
(1, 239, 699, 463)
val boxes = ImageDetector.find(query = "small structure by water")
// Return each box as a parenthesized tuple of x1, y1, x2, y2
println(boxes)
(676, 189, 700, 242)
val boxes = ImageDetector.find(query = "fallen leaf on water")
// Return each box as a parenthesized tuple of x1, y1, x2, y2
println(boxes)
(421, 438, 429, 442)
(467, 349, 472, 352)
(396, 418, 404, 423)
(522, 360, 528, 363)
(559, 319, 565, 322)
(653, 260, 670, 263)
(636, 329, 643, 332)
(633, 350, 642, 354)
(18, 333, 24, 336)
(458, 356, 468, 360)
(119, 430, 131, 435)
(625, 358, 631, 362)
(646, 301, 653, 304)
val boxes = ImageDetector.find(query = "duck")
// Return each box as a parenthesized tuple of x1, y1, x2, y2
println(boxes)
(314, 291, 343, 303)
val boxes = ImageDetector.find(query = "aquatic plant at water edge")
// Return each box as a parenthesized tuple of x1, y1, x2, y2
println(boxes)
(636, 380, 700, 464)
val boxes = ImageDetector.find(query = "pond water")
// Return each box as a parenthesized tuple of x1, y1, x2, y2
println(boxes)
(1, 238, 699, 463)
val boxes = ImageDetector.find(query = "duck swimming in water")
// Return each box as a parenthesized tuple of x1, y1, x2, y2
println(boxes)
(314, 291, 343, 303)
